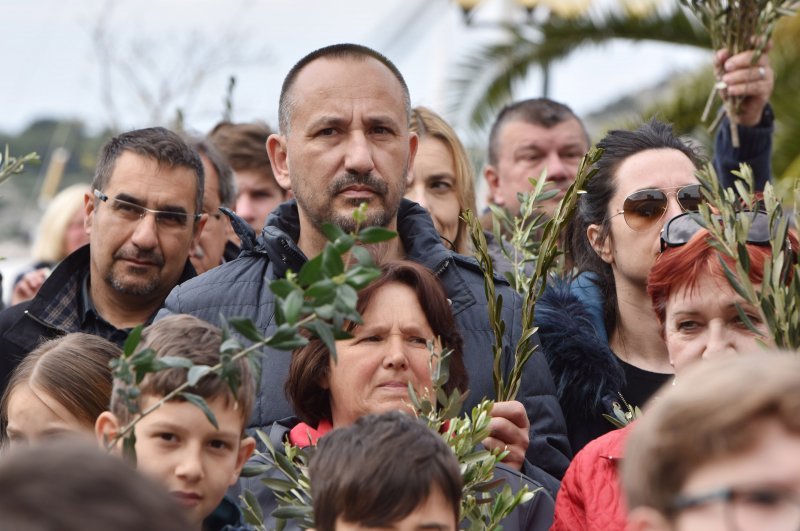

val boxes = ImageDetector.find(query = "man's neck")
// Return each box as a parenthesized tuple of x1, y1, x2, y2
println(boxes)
(88, 276, 163, 330)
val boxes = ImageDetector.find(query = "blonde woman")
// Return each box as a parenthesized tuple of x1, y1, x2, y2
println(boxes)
(12, 184, 90, 305)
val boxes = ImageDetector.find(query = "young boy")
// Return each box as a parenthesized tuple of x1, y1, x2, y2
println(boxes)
(95, 314, 256, 530)
(309, 411, 462, 531)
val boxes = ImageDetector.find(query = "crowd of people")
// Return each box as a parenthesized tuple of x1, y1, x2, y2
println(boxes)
(0, 40, 796, 531)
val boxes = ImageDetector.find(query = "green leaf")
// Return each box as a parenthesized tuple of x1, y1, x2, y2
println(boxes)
(269, 279, 296, 299)
(357, 226, 397, 244)
(259, 477, 297, 492)
(303, 321, 337, 362)
(123, 325, 144, 357)
(271, 506, 314, 519)
(156, 356, 194, 369)
(321, 246, 345, 276)
(298, 255, 323, 286)
(336, 284, 358, 311)
(187, 365, 212, 386)
(321, 223, 346, 243)
(282, 289, 304, 326)
(220, 337, 243, 354)
(240, 463, 272, 477)
(228, 317, 265, 343)
(350, 245, 374, 266)
(179, 392, 219, 429)
(241, 489, 264, 525)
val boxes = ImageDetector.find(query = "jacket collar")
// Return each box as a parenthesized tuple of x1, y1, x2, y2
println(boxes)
(255, 198, 459, 273)
(25, 244, 196, 332)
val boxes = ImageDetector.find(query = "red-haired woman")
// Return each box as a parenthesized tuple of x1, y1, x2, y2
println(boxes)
(550, 212, 796, 531)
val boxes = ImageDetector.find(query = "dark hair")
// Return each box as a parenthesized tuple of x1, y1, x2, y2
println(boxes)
(92, 127, 205, 215)
(1, 333, 120, 444)
(187, 135, 236, 208)
(286, 261, 468, 426)
(310, 411, 462, 531)
(0, 439, 190, 531)
(487, 98, 589, 166)
(278, 43, 410, 134)
(110, 315, 255, 428)
(567, 119, 703, 336)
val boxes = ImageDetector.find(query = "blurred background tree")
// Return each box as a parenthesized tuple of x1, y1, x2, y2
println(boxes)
(451, 0, 798, 184)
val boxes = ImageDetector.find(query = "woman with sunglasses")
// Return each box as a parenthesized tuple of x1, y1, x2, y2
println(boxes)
(550, 217, 796, 531)
(537, 114, 779, 455)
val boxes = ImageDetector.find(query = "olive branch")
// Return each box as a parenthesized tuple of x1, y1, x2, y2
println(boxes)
(680, 0, 800, 146)
(692, 162, 800, 350)
(464, 147, 603, 402)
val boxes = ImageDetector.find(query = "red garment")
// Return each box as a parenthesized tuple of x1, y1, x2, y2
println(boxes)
(288, 420, 333, 448)
(550, 424, 632, 531)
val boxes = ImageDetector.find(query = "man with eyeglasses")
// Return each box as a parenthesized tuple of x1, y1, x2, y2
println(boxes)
(0, 127, 205, 395)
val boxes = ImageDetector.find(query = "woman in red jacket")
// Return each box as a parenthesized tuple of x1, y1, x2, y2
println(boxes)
(551, 211, 795, 531)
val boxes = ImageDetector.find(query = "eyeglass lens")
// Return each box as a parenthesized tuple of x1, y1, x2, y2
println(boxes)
(109, 198, 190, 229)
(728, 488, 800, 531)
(622, 184, 703, 231)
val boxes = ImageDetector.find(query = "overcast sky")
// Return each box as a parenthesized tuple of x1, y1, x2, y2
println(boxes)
(2, 0, 711, 138)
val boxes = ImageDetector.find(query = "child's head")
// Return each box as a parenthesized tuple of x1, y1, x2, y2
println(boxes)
(310, 411, 462, 531)
(1, 333, 119, 447)
(95, 315, 256, 528)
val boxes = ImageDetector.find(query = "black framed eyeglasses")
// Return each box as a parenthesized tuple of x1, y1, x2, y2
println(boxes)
(660, 210, 770, 253)
(93, 189, 199, 230)
(669, 486, 800, 531)
(609, 184, 703, 232)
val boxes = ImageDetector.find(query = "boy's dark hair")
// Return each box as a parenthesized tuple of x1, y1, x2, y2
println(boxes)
(0, 439, 189, 531)
(110, 315, 255, 427)
(310, 411, 462, 531)
(92, 126, 205, 215)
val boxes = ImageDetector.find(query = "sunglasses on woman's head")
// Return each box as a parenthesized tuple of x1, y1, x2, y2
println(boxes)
(660, 210, 771, 252)
(610, 184, 703, 232)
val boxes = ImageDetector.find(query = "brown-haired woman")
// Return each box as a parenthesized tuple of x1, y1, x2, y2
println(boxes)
(238, 261, 555, 530)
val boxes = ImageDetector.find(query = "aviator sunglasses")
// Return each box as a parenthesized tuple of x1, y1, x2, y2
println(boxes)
(610, 184, 703, 232)
(660, 210, 771, 252)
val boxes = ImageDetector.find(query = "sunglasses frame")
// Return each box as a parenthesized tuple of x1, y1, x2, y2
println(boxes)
(660, 210, 771, 252)
(610, 184, 704, 232)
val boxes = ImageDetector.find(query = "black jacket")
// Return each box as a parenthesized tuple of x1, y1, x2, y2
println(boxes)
(161, 200, 572, 485)
(0, 244, 195, 394)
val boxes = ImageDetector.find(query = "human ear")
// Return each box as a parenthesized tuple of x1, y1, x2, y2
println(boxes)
(94, 411, 122, 454)
(267, 134, 291, 191)
(587, 223, 614, 264)
(407, 132, 419, 186)
(84, 192, 95, 235)
(230, 436, 257, 486)
(626, 506, 673, 531)
(484, 166, 504, 206)
(191, 213, 208, 247)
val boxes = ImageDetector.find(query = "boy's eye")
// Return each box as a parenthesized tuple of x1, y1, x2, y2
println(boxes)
(209, 439, 230, 451)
